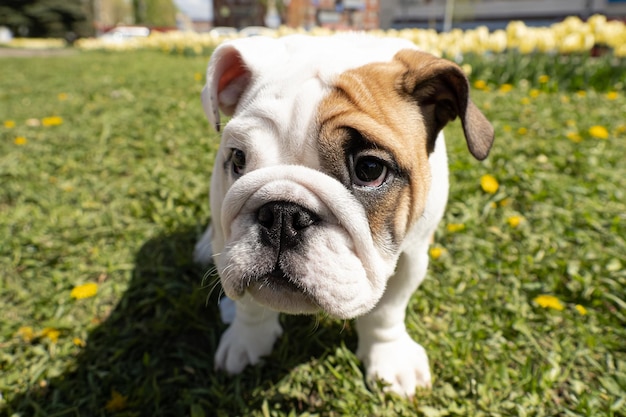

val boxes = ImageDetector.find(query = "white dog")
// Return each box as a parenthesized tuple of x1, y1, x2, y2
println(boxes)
(194, 34, 494, 397)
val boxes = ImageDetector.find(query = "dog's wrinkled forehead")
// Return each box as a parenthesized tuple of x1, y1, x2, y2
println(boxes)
(202, 35, 419, 132)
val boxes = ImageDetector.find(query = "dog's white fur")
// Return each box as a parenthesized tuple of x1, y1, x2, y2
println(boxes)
(194, 34, 493, 396)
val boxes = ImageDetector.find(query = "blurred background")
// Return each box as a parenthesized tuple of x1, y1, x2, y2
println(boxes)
(1, 0, 625, 43)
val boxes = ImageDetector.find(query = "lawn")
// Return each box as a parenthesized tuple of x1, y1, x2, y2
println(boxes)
(1, 49, 625, 417)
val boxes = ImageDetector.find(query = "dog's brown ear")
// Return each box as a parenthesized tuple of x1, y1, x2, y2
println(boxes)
(396, 50, 494, 160)
(201, 44, 252, 132)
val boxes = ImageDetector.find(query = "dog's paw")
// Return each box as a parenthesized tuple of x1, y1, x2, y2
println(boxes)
(359, 334, 432, 397)
(193, 225, 213, 265)
(215, 315, 283, 374)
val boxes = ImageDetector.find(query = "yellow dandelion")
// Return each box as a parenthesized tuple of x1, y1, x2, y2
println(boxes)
(560, 95, 570, 104)
(17, 326, 35, 343)
(473, 80, 487, 90)
(105, 390, 128, 413)
(70, 282, 99, 299)
(429, 247, 444, 260)
(503, 125, 512, 132)
(40, 327, 60, 343)
(480, 174, 499, 194)
(57, 93, 68, 101)
(529, 89, 540, 98)
(499, 198, 512, 207)
(616, 125, 626, 135)
(3, 120, 16, 128)
(41, 116, 63, 127)
(588, 125, 609, 140)
(73, 337, 87, 347)
(507, 215, 523, 228)
(521, 97, 530, 105)
(538, 75, 550, 83)
(566, 131, 583, 143)
(606, 91, 618, 100)
(576, 90, 587, 98)
(194, 72, 203, 81)
(517, 127, 528, 135)
(14, 136, 28, 145)
(446, 223, 465, 233)
(575, 304, 588, 315)
(498, 83, 513, 93)
(533, 294, 564, 311)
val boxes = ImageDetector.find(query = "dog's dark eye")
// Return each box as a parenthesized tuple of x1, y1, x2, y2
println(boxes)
(231, 149, 246, 175)
(353, 156, 388, 187)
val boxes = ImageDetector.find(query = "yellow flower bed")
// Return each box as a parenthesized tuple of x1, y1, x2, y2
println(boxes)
(72, 15, 626, 57)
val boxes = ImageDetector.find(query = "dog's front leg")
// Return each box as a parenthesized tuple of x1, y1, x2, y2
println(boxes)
(214, 294, 283, 374)
(356, 245, 432, 397)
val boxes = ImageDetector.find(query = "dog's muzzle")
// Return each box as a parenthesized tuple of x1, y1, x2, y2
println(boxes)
(215, 165, 395, 318)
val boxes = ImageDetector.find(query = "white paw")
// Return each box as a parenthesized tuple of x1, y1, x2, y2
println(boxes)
(193, 225, 213, 265)
(214, 315, 283, 374)
(358, 334, 432, 397)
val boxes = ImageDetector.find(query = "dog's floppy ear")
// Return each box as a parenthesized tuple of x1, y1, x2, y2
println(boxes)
(201, 43, 252, 132)
(396, 49, 494, 160)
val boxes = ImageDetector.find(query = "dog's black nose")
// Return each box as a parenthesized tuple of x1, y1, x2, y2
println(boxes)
(257, 201, 319, 249)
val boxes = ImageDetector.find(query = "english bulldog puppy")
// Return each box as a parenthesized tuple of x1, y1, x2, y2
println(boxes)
(194, 34, 494, 397)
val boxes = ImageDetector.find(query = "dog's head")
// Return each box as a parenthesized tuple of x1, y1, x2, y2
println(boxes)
(202, 35, 493, 319)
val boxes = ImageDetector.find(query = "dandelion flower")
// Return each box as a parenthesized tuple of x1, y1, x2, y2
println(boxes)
(575, 304, 588, 315)
(41, 116, 63, 127)
(70, 282, 98, 299)
(606, 91, 618, 100)
(194, 72, 203, 81)
(14, 136, 27, 145)
(446, 223, 465, 233)
(480, 174, 499, 194)
(499, 83, 513, 93)
(507, 215, 523, 228)
(105, 390, 128, 412)
(521, 97, 530, 105)
(57, 93, 68, 101)
(429, 247, 443, 260)
(566, 131, 583, 143)
(17, 326, 35, 343)
(3, 120, 16, 128)
(73, 337, 86, 347)
(576, 90, 587, 98)
(40, 327, 60, 343)
(517, 127, 528, 135)
(529, 89, 540, 98)
(538, 75, 550, 83)
(588, 125, 609, 140)
(533, 294, 564, 311)
(473, 80, 487, 90)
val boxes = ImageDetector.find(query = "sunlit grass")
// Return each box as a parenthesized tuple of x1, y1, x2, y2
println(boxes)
(1, 50, 625, 416)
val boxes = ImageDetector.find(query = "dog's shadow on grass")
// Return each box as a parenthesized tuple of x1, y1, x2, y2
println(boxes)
(9, 226, 356, 416)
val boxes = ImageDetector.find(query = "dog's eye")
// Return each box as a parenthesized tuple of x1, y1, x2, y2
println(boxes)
(231, 149, 246, 175)
(353, 156, 388, 188)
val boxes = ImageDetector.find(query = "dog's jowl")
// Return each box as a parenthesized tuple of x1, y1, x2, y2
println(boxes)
(193, 34, 494, 397)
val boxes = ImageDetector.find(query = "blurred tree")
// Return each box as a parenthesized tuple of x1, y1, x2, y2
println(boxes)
(0, 0, 93, 40)
(134, 0, 177, 28)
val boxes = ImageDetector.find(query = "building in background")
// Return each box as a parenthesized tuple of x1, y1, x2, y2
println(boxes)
(380, 0, 626, 30)
(285, 0, 379, 30)
(212, 0, 266, 28)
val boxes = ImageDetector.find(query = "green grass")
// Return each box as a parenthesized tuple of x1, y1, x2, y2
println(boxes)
(1, 50, 625, 417)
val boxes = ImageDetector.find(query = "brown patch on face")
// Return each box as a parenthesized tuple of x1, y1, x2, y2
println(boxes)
(317, 51, 444, 248)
